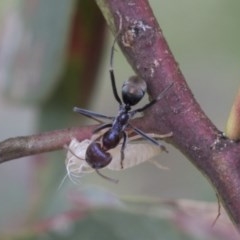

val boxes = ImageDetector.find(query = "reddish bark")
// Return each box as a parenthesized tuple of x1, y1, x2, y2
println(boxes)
(96, 0, 240, 228)
(0, 0, 240, 230)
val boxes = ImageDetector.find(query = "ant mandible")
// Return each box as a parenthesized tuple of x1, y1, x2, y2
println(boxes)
(73, 36, 172, 181)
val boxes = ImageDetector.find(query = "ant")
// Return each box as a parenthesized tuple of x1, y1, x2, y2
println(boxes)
(73, 37, 172, 182)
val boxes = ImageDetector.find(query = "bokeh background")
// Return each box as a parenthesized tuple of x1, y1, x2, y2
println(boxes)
(0, 0, 239, 238)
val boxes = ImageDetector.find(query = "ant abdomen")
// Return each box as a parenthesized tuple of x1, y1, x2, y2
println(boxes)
(86, 142, 112, 169)
(122, 76, 147, 106)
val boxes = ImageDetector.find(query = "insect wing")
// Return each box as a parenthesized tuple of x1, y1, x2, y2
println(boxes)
(107, 141, 163, 171)
(65, 139, 93, 178)
(66, 138, 164, 175)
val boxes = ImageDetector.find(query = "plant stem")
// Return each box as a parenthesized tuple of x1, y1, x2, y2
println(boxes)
(96, 0, 240, 229)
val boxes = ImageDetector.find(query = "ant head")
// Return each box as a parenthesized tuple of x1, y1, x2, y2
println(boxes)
(122, 76, 147, 106)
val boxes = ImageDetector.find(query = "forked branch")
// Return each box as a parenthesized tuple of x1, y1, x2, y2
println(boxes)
(95, 0, 240, 229)
(0, 0, 240, 230)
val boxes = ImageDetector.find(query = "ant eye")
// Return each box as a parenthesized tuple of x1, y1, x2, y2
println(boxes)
(122, 76, 147, 106)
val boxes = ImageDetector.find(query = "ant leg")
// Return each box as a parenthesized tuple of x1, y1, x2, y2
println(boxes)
(133, 83, 174, 113)
(93, 123, 112, 134)
(73, 107, 114, 122)
(129, 124, 168, 153)
(133, 99, 157, 114)
(95, 169, 119, 184)
(120, 131, 127, 169)
(128, 132, 173, 142)
(109, 38, 122, 105)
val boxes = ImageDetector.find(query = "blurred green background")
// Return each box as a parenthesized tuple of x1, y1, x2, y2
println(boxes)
(0, 0, 239, 238)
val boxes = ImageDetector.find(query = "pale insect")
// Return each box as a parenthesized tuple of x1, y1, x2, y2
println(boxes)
(65, 132, 172, 184)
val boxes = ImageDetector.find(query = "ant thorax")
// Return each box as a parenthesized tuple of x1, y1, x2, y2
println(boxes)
(115, 107, 130, 126)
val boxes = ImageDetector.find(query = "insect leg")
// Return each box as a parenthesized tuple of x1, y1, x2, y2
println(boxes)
(133, 83, 174, 113)
(95, 169, 119, 184)
(73, 107, 114, 122)
(120, 131, 127, 169)
(129, 124, 168, 152)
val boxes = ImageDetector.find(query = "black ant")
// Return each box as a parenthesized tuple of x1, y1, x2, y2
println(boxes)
(73, 37, 172, 182)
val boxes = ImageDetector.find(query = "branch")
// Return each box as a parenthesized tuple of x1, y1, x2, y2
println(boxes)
(0, 126, 94, 163)
(96, 0, 240, 228)
(0, 0, 240, 230)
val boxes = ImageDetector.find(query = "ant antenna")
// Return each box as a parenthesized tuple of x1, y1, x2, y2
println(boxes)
(110, 11, 122, 71)
(95, 169, 119, 184)
(109, 33, 122, 105)
(110, 37, 117, 70)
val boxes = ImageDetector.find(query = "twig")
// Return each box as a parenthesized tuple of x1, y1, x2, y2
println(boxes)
(0, 126, 93, 163)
